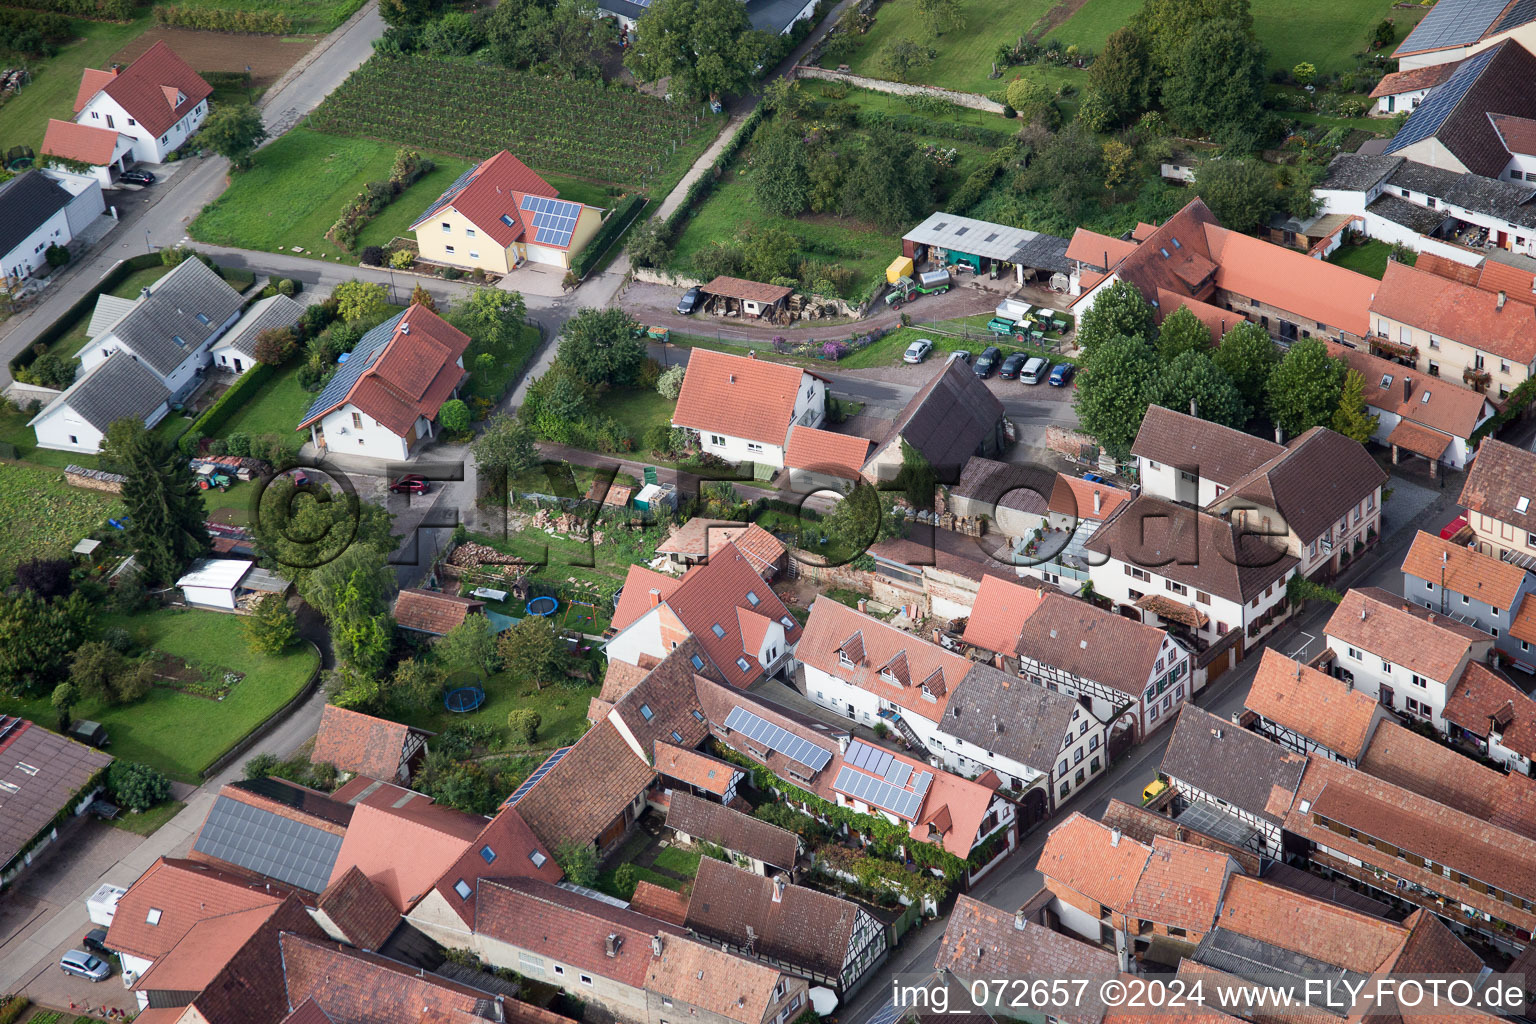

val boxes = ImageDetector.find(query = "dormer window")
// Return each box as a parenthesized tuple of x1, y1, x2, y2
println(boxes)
(838, 651, 853, 668)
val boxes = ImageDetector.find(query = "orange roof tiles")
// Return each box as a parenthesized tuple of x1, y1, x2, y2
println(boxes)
(311, 705, 418, 781)
(1444, 660, 1536, 758)
(655, 542, 800, 688)
(1327, 341, 1493, 441)
(611, 564, 682, 633)
(41, 118, 120, 165)
(1205, 224, 1378, 337)
(1478, 257, 1536, 298)
(1159, 290, 1245, 338)
(961, 574, 1046, 655)
(784, 425, 871, 478)
(1066, 228, 1138, 269)
(1038, 813, 1151, 912)
(1414, 250, 1483, 286)
(74, 67, 116, 112)
(515, 719, 656, 851)
(429, 803, 560, 928)
(1369, 62, 1457, 98)
(1215, 873, 1407, 972)
(1358, 719, 1503, 819)
(1125, 836, 1235, 935)
(1047, 472, 1133, 522)
(133, 903, 277, 994)
(1388, 418, 1454, 459)
(1326, 586, 1489, 682)
(671, 349, 818, 447)
(645, 931, 795, 1024)
(1372, 261, 1536, 365)
(315, 865, 399, 951)
(105, 857, 283, 961)
(81, 41, 211, 138)
(1491, 112, 1536, 158)
(655, 741, 737, 794)
(908, 760, 1000, 857)
(1514, 593, 1536, 645)
(327, 790, 484, 912)
(657, 517, 745, 556)
(393, 588, 485, 636)
(1401, 529, 1528, 609)
(410, 150, 560, 248)
(1459, 437, 1536, 528)
(701, 276, 794, 304)
(629, 879, 690, 926)
(798, 595, 971, 721)
(719, 522, 786, 576)
(1245, 649, 1383, 762)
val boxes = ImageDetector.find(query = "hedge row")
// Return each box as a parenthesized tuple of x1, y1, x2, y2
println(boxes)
(326, 149, 433, 252)
(9, 253, 162, 377)
(1, 7, 72, 50)
(570, 193, 646, 279)
(152, 4, 293, 33)
(657, 105, 765, 247)
(189, 360, 277, 437)
(852, 110, 1011, 148)
(0, 0, 132, 20)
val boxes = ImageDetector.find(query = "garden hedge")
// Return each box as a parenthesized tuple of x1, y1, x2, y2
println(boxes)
(151, 4, 293, 33)
(0, 0, 131, 19)
(189, 361, 277, 437)
(658, 105, 765, 247)
(570, 194, 646, 279)
(9, 253, 161, 377)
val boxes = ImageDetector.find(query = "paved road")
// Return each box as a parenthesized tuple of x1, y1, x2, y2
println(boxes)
(835, 463, 1465, 1024)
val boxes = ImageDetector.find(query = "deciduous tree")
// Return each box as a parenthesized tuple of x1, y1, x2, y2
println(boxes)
(497, 615, 559, 690)
(915, 0, 965, 35)
(751, 119, 811, 217)
(1265, 337, 1346, 438)
(1194, 158, 1278, 233)
(1160, 19, 1269, 145)
(1210, 319, 1277, 411)
(200, 104, 266, 170)
(436, 615, 499, 675)
(253, 476, 395, 588)
(244, 593, 298, 654)
(1155, 306, 1213, 361)
(1089, 26, 1152, 124)
(1076, 279, 1156, 353)
(558, 307, 645, 388)
(0, 590, 91, 695)
(438, 398, 471, 433)
(388, 657, 445, 710)
(878, 37, 935, 82)
(624, 0, 772, 100)
(302, 546, 394, 678)
(472, 414, 540, 480)
(108, 761, 170, 812)
(1004, 78, 1053, 124)
(334, 280, 388, 324)
(1147, 350, 1249, 427)
(1074, 335, 1155, 457)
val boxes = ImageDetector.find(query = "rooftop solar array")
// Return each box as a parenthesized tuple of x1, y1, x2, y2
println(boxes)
(1398, 0, 1506, 53)
(724, 705, 831, 772)
(1385, 46, 1499, 154)
(520, 195, 583, 247)
(505, 745, 573, 805)
(844, 739, 914, 788)
(414, 165, 478, 226)
(193, 794, 344, 893)
(1492, 0, 1536, 33)
(833, 762, 932, 821)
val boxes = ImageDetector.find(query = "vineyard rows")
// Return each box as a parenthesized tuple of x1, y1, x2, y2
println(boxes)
(310, 56, 714, 189)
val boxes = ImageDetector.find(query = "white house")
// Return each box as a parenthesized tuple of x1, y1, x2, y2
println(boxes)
(71, 41, 212, 167)
(41, 119, 135, 189)
(670, 348, 826, 469)
(0, 171, 99, 285)
(1132, 405, 1284, 509)
(209, 293, 304, 375)
(1323, 586, 1495, 728)
(29, 352, 171, 454)
(297, 302, 468, 462)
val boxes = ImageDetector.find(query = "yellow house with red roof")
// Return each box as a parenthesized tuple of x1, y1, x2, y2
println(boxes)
(410, 150, 604, 273)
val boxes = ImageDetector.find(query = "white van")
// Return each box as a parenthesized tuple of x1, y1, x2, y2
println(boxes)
(1020, 357, 1050, 384)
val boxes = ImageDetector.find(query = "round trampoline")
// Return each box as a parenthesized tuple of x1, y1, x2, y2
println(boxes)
(527, 596, 559, 617)
(443, 685, 486, 713)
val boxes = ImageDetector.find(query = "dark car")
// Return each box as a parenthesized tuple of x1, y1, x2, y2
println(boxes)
(998, 352, 1029, 380)
(68, 720, 109, 748)
(83, 928, 111, 954)
(1048, 361, 1076, 387)
(119, 168, 155, 186)
(974, 346, 1003, 378)
(389, 475, 429, 495)
(676, 286, 703, 315)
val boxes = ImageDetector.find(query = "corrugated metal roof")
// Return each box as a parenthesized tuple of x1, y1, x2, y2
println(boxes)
(904, 212, 1046, 261)
(176, 558, 253, 590)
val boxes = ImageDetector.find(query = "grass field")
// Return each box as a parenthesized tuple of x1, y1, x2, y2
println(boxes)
(189, 128, 474, 264)
(1327, 239, 1415, 278)
(0, 607, 319, 781)
(0, 16, 152, 156)
(838, 0, 1056, 95)
(148, 0, 364, 33)
(113, 799, 186, 836)
(606, 388, 676, 445)
(212, 363, 316, 438)
(398, 672, 598, 752)
(0, 462, 122, 573)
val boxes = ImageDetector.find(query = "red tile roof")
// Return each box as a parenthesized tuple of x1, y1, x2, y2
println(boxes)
(1369, 61, 1458, 98)
(392, 587, 484, 636)
(1415, 250, 1483, 286)
(428, 803, 561, 928)
(1015, 592, 1173, 700)
(798, 595, 971, 722)
(1038, 813, 1150, 911)
(105, 857, 284, 961)
(133, 902, 278, 995)
(910, 760, 1002, 857)
(514, 719, 656, 851)
(656, 542, 801, 688)
(328, 790, 484, 912)
(1401, 529, 1528, 609)
(1358, 718, 1504, 820)
(77, 41, 211, 137)
(784, 425, 871, 478)
(1131, 405, 1284, 485)
(1514, 593, 1536, 645)
(189, 896, 327, 1024)
(410, 150, 559, 248)
(960, 574, 1046, 655)
(1492, 113, 1536, 157)
(1372, 260, 1536, 365)
(611, 564, 682, 633)
(1046, 472, 1133, 522)
(311, 705, 420, 781)
(41, 118, 121, 165)
(666, 791, 798, 868)
(646, 932, 800, 1024)
(1460, 437, 1536, 529)
(630, 879, 690, 925)
(671, 349, 818, 447)
(1326, 586, 1490, 683)
(1478, 257, 1536, 299)
(299, 303, 470, 435)
(1215, 873, 1407, 972)
(1158, 290, 1245, 338)
(1125, 836, 1236, 935)
(316, 865, 400, 951)
(657, 517, 746, 556)
(655, 741, 737, 794)
(1389, 418, 1454, 459)
(1066, 228, 1137, 270)
(701, 276, 794, 304)
(1244, 649, 1383, 762)
(1443, 660, 1536, 759)
(1327, 341, 1493, 442)
(722, 523, 787, 576)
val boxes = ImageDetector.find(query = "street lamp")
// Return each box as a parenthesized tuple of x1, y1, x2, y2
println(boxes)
(145, 229, 152, 254)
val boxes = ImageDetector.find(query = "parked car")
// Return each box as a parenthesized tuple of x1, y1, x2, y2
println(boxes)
(974, 346, 1003, 378)
(952, 350, 972, 364)
(1048, 361, 1076, 387)
(903, 338, 934, 363)
(119, 168, 155, 186)
(998, 353, 1029, 380)
(83, 928, 111, 954)
(68, 720, 109, 748)
(1020, 357, 1050, 384)
(676, 286, 703, 315)
(1083, 472, 1105, 483)
(389, 474, 429, 495)
(60, 950, 110, 982)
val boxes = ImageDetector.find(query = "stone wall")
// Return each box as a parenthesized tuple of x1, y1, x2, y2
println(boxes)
(794, 65, 1005, 113)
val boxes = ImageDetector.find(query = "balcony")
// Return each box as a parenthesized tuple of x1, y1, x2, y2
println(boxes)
(1463, 366, 1492, 390)
(1369, 334, 1418, 361)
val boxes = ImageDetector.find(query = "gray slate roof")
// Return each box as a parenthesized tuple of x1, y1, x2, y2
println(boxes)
(0, 171, 73, 259)
(302, 310, 404, 425)
(872, 357, 1005, 477)
(217, 293, 304, 359)
(87, 294, 138, 341)
(1160, 705, 1305, 826)
(101, 257, 244, 376)
(1367, 193, 1451, 233)
(944, 663, 1077, 774)
(37, 351, 170, 432)
(1386, 159, 1536, 228)
(1318, 153, 1405, 193)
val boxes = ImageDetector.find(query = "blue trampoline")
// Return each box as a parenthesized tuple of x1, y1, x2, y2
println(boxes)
(443, 685, 485, 712)
(527, 596, 559, 617)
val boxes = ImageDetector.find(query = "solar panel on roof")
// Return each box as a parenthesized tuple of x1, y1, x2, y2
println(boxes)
(1385, 46, 1499, 154)
(505, 745, 573, 805)
(520, 194, 582, 248)
(845, 739, 893, 777)
(415, 165, 478, 226)
(192, 794, 344, 893)
(832, 765, 930, 820)
(1400, 0, 1506, 54)
(1492, 0, 1536, 33)
(723, 705, 832, 772)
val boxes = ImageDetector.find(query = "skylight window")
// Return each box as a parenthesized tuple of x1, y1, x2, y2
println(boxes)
(671, 731, 683, 743)
(146, 908, 162, 925)
(1421, 391, 1432, 403)
(172, 335, 185, 347)
(640, 704, 655, 721)
(690, 654, 705, 670)
(501, 214, 515, 227)
(736, 657, 752, 671)
(746, 591, 761, 606)
(480, 845, 497, 864)
(780, 616, 795, 628)
(195, 312, 210, 325)
(1172, 237, 1182, 249)
(691, 709, 705, 722)
(1380, 374, 1393, 388)
(529, 850, 547, 868)
(454, 879, 472, 900)
(1519, 497, 1531, 515)
(711, 623, 727, 638)
(1159, 248, 1170, 258)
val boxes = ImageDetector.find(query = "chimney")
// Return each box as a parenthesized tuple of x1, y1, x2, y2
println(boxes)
(1497, 291, 1508, 311)
(1093, 490, 1102, 515)
(1014, 908, 1028, 931)
(1428, 612, 1436, 623)
(604, 933, 622, 957)
(1403, 377, 1413, 402)
(1110, 828, 1121, 847)
(1189, 398, 1198, 419)
(140, 286, 150, 299)
(649, 587, 661, 607)
(652, 934, 663, 957)
(401, 321, 410, 335)
(857, 598, 867, 613)
(1273, 425, 1285, 444)
(772, 875, 786, 903)
(747, 350, 757, 359)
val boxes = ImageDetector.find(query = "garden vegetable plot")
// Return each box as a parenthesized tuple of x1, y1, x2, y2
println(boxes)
(309, 56, 717, 191)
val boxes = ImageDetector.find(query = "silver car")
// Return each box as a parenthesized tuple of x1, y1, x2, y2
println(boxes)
(60, 949, 110, 982)
(903, 338, 934, 363)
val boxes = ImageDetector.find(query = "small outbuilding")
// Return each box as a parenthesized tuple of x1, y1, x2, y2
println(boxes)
(175, 558, 291, 611)
(902, 212, 1070, 285)
(699, 276, 793, 319)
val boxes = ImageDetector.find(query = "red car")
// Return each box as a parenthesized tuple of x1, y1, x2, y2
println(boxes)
(389, 475, 429, 495)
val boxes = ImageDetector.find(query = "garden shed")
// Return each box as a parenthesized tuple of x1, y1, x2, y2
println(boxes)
(902, 213, 1069, 284)
(176, 558, 290, 611)
(699, 276, 793, 319)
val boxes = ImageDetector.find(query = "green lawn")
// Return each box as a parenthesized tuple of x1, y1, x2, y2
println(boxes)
(652, 845, 703, 877)
(0, 607, 319, 782)
(190, 128, 474, 265)
(213, 363, 316, 438)
(160, 0, 364, 32)
(112, 799, 186, 836)
(837, 0, 1057, 95)
(31, 264, 173, 371)
(0, 16, 153, 156)
(0, 461, 122, 573)
(466, 323, 543, 403)
(1327, 239, 1415, 279)
(397, 674, 598, 752)
(605, 388, 676, 444)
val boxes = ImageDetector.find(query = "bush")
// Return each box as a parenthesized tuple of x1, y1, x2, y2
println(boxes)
(108, 760, 170, 812)
(569, 193, 646, 279)
(189, 362, 276, 436)
(612, 862, 639, 899)
(278, 278, 297, 296)
(44, 242, 69, 267)
(103, 627, 133, 653)
(390, 248, 415, 269)
(506, 708, 541, 745)
(438, 398, 471, 433)
(0, 997, 31, 1024)
(152, 4, 292, 33)
(326, 148, 435, 251)
(16, 351, 77, 390)
(253, 326, 299, 365)
(244, 752, 281, 778)
(360, 245, 385, 266)
(656, 363, 686, 399)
